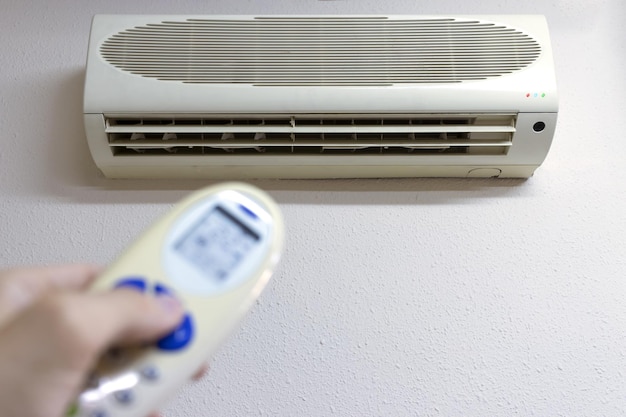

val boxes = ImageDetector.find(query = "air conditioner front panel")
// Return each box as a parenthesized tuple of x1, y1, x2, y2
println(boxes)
(85, 113, 556, 178)
(84, 15, 558, 179)
(98, 15, 544, 86)
(84, 15, 557, 114)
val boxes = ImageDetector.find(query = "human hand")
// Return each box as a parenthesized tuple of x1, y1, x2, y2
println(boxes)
(0, 264, 193, 417)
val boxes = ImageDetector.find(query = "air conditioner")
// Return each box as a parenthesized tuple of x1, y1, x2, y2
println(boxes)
(84, 15, 558, 179)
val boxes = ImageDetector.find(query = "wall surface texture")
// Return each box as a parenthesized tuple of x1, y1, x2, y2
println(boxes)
(1, 1, 625, 416)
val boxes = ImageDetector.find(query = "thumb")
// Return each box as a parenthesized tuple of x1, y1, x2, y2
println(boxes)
(85, 289, 186, 348)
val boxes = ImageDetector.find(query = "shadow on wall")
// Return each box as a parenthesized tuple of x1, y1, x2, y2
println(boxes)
(46, 69, 103, 186)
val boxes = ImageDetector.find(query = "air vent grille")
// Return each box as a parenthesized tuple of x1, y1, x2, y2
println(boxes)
(105, 114, 516, 156)
(100, 17, 542, 86)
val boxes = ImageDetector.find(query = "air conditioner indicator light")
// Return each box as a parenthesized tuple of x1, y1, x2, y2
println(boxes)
(525, 92, 546, 98)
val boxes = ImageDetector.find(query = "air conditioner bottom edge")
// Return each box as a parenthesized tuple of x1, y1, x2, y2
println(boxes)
(95, 165, 539, 179)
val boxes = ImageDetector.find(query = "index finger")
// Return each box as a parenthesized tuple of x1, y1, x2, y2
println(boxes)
(0, 264, 101, 326)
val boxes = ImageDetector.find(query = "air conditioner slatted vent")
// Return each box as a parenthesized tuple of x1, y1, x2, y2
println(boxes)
(100, 17, 541, 85)
(105, 114, 516, 156)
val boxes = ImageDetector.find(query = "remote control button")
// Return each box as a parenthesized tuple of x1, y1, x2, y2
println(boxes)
(113, 389, 134, 405)
(140, 365, 160, 381)
(156, 314, 194, 351)
(114, 277, 147, 292)
(154, 283, 172, 296)
(239, 203, 258, 219)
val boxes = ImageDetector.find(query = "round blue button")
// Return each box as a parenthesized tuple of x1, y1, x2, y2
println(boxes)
(113, 389, 134, 405)
(140, 365, 160, 381)
(114, 277, 147, 292)
(154, 283, 173, 296)
(156, 314, 194, 351)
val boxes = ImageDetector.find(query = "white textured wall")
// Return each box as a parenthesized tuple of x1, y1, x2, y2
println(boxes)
(1, 1, 626, 416)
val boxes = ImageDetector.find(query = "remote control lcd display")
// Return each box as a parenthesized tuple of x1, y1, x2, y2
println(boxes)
(175, 206, 260, 281)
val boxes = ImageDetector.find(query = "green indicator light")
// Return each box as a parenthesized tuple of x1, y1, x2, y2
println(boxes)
(541, 93, 546, 98)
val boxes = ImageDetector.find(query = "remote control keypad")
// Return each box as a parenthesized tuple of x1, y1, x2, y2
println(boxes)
(114, 277, 195, 351)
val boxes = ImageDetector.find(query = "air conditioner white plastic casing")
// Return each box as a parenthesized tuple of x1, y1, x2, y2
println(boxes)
(84, 14, 558, 179)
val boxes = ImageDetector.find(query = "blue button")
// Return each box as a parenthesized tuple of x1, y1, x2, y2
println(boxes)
(156, 314, 194, 351)
(114, 277, 147, 292)
(140, 365, 160, 381)
(239, 203, 258, 219)
(154, 283, 172, 296)
(113, 389, 134, 405)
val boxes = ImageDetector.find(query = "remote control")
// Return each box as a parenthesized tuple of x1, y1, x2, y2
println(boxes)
(67, 182, 284, 417)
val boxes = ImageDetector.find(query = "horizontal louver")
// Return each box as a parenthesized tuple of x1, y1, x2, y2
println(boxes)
(99, 17, 541, 86)
(105, 114, 516, 156)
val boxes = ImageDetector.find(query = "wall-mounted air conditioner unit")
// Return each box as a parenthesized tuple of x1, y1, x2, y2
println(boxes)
(84, 15, 558, 179)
